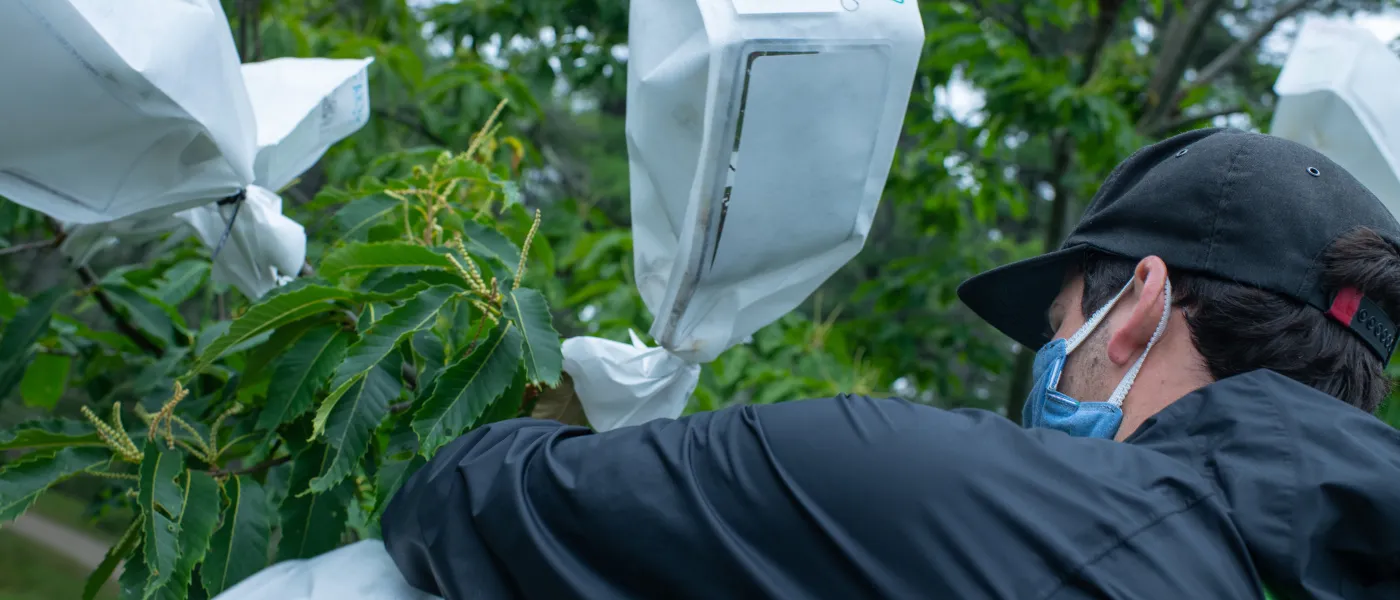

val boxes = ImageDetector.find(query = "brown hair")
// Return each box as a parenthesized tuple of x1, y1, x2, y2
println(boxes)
(1080, 227, 1400, 413)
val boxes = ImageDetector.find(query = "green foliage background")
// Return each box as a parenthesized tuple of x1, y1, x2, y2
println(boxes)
(1, 1, 1399, 598)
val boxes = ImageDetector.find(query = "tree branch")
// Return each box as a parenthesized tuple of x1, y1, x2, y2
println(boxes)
(1148, 104, 1247, 136)
(967, 0, 1047, 56)
(0, 238, 59, 257)
(76, 266, 165, 357)
(1136, 0, 1226, 131)
(373, 107, 450, 147)
(1159, 0, 1312, 118)
(212, 454, 290, 477)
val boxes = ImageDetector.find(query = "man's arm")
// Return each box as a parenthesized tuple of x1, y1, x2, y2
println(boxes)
(380, 395, 1255, 599)
(381, 395, 974, 599)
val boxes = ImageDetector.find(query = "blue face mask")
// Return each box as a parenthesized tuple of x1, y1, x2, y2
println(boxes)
(1022, 278, 1172, 439)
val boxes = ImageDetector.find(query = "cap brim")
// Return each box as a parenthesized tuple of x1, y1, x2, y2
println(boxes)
(957, 246, 1087, 351)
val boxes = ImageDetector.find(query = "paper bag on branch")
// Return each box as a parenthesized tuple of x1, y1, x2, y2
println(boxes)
(563, 0, 926, 431)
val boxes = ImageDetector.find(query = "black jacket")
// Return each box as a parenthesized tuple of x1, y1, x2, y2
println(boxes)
(381, 370, 1400, 599)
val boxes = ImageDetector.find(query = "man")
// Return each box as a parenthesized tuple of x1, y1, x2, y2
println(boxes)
(382, 128, 1400, 599)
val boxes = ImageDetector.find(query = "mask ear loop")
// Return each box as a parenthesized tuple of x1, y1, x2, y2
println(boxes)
(1066, 278, 1135, 354)
(1106, 278, 1173, 407)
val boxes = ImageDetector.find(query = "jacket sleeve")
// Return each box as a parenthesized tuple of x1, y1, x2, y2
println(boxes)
(379, 394, 1256, 600)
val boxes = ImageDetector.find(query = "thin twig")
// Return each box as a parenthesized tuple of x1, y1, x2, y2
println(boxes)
(373, 108, 450, 147)
(1148, 105, 1247, 136)
(389, 400, 414, 414)
(0, 238, 59, 257)
(211, 453, 290, 478)
(76, 266, 165, 357)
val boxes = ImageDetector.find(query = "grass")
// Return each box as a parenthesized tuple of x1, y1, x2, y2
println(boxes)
(0, 530, 116, 600)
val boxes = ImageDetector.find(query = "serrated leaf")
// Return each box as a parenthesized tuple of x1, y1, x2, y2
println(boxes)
(155, 261, 211, 306)
(259, 327, 352, 430)
(461, 220, 521, 275)
(101, 284, 177, 346)
(169, 472, 221, 593)
(372, 454, 425, 520)
(19, 352, 69, 408)
(193, 321, 274, 359)
(482, 367, 527, 425)
(202, 476, 271, 596)
(194, 285, 358, 371)
(502, 288, 562, 386)
(366, 269, 468, 294)
(333, 194, 397, 243)
(0, 418, 101, 451)
(318, 242, 456, 281)
(0, 287, 64, 398)
(86, 517, 141, 600)
(412, 323, 523, 456)
(120, 545, 151, 600)
(278, 443, 352, 561)
(313, 287, 455, 437)
(412, 329, 447, 390)
(308, 361, 400, 493)
(0, 446, 109, 523)
(240, 317, 325, 382)
(139, 444, 184, 595)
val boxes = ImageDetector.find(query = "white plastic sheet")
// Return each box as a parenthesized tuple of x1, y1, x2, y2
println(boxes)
(211, 540, 440, 600)
(1272, 17, 1400, 214)
(564, 0, 925, 431)
(11, 0, 374, 299)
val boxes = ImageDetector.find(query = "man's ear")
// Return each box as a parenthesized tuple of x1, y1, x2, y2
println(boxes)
(1106, 256, 1168, 365)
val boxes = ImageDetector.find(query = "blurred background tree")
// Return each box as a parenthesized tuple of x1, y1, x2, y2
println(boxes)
(3, 0, 1400, 594)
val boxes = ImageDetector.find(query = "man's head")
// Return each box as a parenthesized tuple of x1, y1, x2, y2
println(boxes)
(960, 128, 1400, 439)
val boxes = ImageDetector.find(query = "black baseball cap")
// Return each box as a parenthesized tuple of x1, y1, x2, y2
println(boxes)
(957, 127, 1400, 360)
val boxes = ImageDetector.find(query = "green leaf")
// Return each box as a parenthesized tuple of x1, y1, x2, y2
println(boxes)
(277, 443, 352, 561)
(0, 418, 101, 451)
(366, 269, 469, 294)
(461, 220, 521, 275)
(308, 361, 400, 493)
(193, 321, 275, 359)
(502, 288, 562, 387)
(259, 327, 352, 430)
(313, 287, 456, 437)
(101, 284, 177, 346)
(333, 194, 398, 243)
(168, 472, 219, 593)
(0, 287, 64, 398)
(202, 476, 272, 596)
(120, 545, 151, 600)
(241, 317, 325, 383)
(19, 352, 70, 408)
(0, 446, 109, 523)
(155, 261, 211, 306)
(318, 242, 456, 281)
(194, 285, 359, 371)
(412, 329, 447, 390)
(372, 453, 425, 520)
(413, 322, 523, 456)
(138, 444, 184, 596)
(86, 517, 141, 600)
(481, 367, 528, 425)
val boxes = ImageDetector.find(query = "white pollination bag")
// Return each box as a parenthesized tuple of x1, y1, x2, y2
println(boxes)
(173, 57, 373, 299)
(564, 0, 925, 431)
(0, 0, 254, 224)
(1, 0, 372, 300)
(1272, 17, 1400, 213)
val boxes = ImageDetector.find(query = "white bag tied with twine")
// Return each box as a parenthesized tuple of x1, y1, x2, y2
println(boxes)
(0, 0, 372, 300)
(564, 0, 925, 432)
